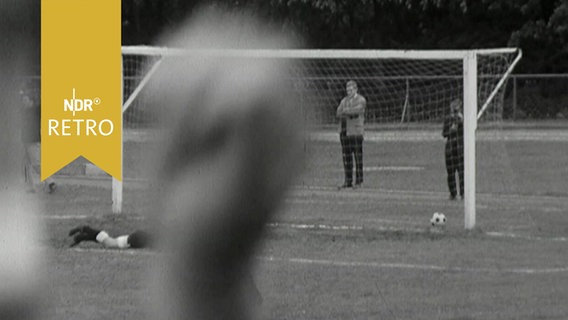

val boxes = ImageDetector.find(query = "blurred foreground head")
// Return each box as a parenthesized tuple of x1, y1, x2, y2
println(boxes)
(147, 8, 303, 320)
(0, 1, 45, 319)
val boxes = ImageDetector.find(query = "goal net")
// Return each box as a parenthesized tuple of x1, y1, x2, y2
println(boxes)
(118, 47, 522, 229)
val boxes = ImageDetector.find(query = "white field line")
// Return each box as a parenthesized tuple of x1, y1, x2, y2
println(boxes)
(269, 221, 567, 241)
(288, 186, 568, 209)
(269, 222, 568, 242)
(52, 214, 567, 243)
(260, 256, 568, 274)
(267, 222, 363, 231)
(43, 214, 146, 220)
(284, 197, 481, 209)
(268, 221, 432, 232)
(126, 128, 568, 143)
(284, 189, 488, 210)
(70, 247, 154, 255)
(310, 130, 568, 142)
(364, 166, 424, 172)
(45, 214, 92, 220)
(68, 248, 568, 275)
(485, 231, 568, 242)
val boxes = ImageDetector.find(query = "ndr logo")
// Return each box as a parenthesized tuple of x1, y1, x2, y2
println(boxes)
(64, 88, 101, 116)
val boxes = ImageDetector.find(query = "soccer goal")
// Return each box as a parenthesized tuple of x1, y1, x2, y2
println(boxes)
(117, 46, 521, 230)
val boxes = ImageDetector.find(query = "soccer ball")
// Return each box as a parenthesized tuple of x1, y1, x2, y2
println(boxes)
(430, 212, 447, 226)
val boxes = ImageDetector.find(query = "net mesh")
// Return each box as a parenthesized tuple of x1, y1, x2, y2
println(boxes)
(123, 51, 517, 130)
(120, 48, 520, 216)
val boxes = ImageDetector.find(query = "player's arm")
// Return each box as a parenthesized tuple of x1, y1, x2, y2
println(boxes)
(455, 111, 464, 123)
(342, 96, 366, 116)
(96, 233, 132, 249)
(336, 99, 346, 118)
(68, 225, 132, 249)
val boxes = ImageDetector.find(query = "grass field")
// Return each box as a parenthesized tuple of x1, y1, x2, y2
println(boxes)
(41, 126, 568, 319)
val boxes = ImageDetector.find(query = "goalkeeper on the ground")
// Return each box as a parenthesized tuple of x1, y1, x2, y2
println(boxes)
(68, 224, 263, 307)
(68, 225, 152, 249)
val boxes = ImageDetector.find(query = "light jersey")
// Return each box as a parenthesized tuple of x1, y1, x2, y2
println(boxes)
(96, 229, 152, 249)
(338, 93, 366, 136)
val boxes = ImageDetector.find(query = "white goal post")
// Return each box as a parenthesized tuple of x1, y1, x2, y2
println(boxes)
(116, 46, 522, 230)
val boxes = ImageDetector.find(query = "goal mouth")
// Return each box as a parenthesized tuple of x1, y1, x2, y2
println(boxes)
(117, 47, 522, 230)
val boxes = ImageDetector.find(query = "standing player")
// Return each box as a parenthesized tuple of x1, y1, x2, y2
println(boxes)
(336, 80, 366, 189)
(442, 98, 464, 200)
(21, 89, 56, 194)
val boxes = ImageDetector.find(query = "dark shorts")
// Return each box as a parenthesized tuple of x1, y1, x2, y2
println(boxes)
(127, 230, 153, 249)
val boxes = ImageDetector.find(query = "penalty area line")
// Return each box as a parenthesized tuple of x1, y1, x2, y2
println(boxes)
(44, 214, 92, 220)
(67, 248, 568, 274)
(70, 247, 154, 255)
(43, 214, 146, 220)
(260, 256, 568, 275)
(267, 222, 363, 231)
(486, 231, 568, 242)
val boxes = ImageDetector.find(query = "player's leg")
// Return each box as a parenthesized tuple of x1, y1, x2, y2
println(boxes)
(23, 146, 35, 192)
(457, 148, 465, 199)
(25, 142, 54, 193)
(342, 136, 354, 188)
(24, 143, 55, 194)
(354, 135, 363, 186)
(27, 143, 41, 186)
(339, 133, 352, 187)
(69, 226, 152, 249)
(445, 148, 457, 199)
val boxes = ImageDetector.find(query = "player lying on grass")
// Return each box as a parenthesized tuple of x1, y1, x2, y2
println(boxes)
(69, 225, 152, 249)
(68, 224, 264, 307)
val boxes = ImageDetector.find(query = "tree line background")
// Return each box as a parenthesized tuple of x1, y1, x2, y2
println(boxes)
(20, 0, 567, 118)
(122, 0, 568, 74)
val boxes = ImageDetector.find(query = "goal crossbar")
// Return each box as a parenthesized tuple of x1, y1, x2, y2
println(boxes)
(122, 46, 519, 60)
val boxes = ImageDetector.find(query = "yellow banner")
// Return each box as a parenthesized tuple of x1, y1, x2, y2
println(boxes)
(41, 0, 122, 181)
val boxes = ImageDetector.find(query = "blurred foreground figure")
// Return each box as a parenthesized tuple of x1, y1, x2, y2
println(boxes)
(1, 2, 300, 319)
(146, 8, 302, 320)
(0, 1, 45, 319)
